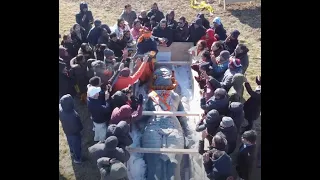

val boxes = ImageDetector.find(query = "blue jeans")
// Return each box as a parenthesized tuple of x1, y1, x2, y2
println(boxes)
(66, 135, 82, 161)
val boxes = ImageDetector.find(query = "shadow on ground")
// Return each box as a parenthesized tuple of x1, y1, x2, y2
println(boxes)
(59, 172, 68, 180)
(228, 5, 261, 29)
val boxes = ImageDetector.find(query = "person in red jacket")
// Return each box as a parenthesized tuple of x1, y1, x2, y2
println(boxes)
(112, 56, 148, 93)
(200, 29, 217, 51)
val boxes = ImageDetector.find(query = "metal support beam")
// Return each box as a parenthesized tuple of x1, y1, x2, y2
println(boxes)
(126, 147, 199, 155)
(155, 61, 192, 65)
(142, 111, 201, 116)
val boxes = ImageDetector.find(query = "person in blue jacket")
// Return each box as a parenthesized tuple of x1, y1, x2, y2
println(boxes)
(59, 94, 83, 164)
(87, 20, 102, 47)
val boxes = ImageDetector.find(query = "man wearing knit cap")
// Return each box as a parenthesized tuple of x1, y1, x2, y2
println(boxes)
(220, 58, 242, 91)
(97, 157, 128, 180)
(216, 116, 238, 154)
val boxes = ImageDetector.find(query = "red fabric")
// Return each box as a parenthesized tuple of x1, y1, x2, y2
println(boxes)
(200, 29, 217, 51)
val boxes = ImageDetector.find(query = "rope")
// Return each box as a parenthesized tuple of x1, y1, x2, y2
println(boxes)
(190, 0, 214, 15)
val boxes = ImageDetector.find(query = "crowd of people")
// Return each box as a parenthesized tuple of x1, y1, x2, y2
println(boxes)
(59, 2, 261, 180)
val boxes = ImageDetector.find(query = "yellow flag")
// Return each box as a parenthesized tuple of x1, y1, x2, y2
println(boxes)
(190, 0, 214, 14)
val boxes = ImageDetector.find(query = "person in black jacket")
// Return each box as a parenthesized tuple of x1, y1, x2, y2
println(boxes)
(174, 17, 189, 42)
(87, 20, 103, 47)
(188, 18, 206, 45)
(236, 130, 257, 180)
(165, 10, 178, 30)
(138, 10, 150, 27)
(196, 109, 221, 145)
(147, 3, 165, 23)
(59, 94, 83, 164)
(97, 28, 109, 45)
(108, 32, 126, 59)
(87, 86, 112, 142)
(71, 23, 87, 52)
(95, 44, 107, 61)
(59, 61, 76, 99)
(61, 34, 78, 58)
(198, 132, 227, 155)
(75, 2, 94, 36)
(216, 117, 238, 155)
(224, 30, 240, 54)
(152, 19, 174, 47)
(197, 13, 210, 29)
(212, 17, 227, 41)
(242, 76, 261, 132)
(200, 88, 229, 115)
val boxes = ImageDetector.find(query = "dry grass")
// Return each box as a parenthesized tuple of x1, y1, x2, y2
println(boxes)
(59, 0, 261, 179)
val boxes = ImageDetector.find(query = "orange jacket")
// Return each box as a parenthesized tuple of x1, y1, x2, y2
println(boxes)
(113, 62, 147, 92)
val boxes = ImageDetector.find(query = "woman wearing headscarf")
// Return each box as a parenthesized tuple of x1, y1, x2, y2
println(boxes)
(224, 30, 240, 54)
(200, 29, 217, 51)
(165, 10, 178, 29)
(71, 23, 87, 51)
(113, 18, 131, 40)
(189, 39, 207, 63)
(188, 18, 206, 46)
(75, 2, 94, 36)
(197, 13, 210, 29)
(212, 17, 227, 41)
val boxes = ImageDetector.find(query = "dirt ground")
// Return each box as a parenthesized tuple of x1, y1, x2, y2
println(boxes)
(59, 0, 261, 179)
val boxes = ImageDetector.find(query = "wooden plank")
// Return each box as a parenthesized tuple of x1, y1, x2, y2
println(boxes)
(142, 111, 201, 116)
(126, 147, 199, 155)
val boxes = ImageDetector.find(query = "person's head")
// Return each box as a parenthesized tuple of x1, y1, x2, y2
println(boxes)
(140, 10, 147, 18)
(63, 34, 72, 43)
(211, 134, 227, 151)
(99, 44, 107, 51)
(199, 62, 211, 74)
(205, 29, 214, 39)
(160, 19, 167, 29)
(81, 43, 92, 52)
(75, 54, 86, 64)
(214, 88, 227, 100)
(87, 86, 102, 99)
(212, 17, 221, 28)
(117, 18, 125, 28)
(197, 40, 207, 51)
(104, 48, 115, 60)
(94, 20, 102, 27)
(120, 67, 130, 77)
(220, 117, 234, 128)
(89, 76, 102, 87)
(235, 44, 249, 55)
(178, 17, 186, 27)
(109, 32, 117, 41)
(194, 18, 202, 28)
(230, 30, 240, 40)
(80, 2, 88, 12)
(139, 29, 152, 41)
(228, 58, 242, 70)
(151, 3, 158, 11)
(73, 23, 81, 33)
(201, 50, 211, 62)
(241, 130, 257, 145)
(219, 50, 230, 62)
(101, 28, 109, 38)
(133, 19, 141, 30)
(166, 10, 175, 21)
(124, 4, 132, 13)
(211, 41, 223, 52)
